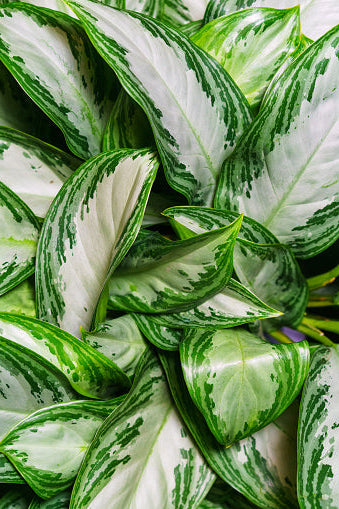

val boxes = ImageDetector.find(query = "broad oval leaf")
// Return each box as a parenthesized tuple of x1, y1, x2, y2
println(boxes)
(131, 313, 183, 350)
(108, 217, 242, 313)
(164, 206, 308, 328)
(29, 490, 71, 509)
(192, 7, 300, 109)
(0, 452, 25, 484)
(204, 0, 339, 40)
(0, 313, 130, 399)
(0, 3, 117, 159)
(36, 149, 159, 338)
(161, 351, 300, 509)
(0, 127, 79, 218)
(162, 0, 208, 26)
(0, 182, 40, 296)
(215, 26, 339, 258)
(65, 0, 252, 206)
(0, 398, 124, 499)
(0, 336, 78, 441)
(298, 346, 339, 508)
(82, 314, 147, 378)
(70, 349, 215, 508)
(180, 327, 309, 445)
(0, 278, 35, 317)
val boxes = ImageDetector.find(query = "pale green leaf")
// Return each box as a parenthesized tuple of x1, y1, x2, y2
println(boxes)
(70, 349, 215, 508)
(36, 149, 159, 338)
(0, 3, 117, 159)
(180, 327, 309, 445)
(0, 278, 35, 317)
(0, 127, 79, 218)
(64, 0, 252, 206)
(215, 26, 339, 258)
(0, 182, 40, 296)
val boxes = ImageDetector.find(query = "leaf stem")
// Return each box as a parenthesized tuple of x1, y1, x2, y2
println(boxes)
(307, 264, 339, 290)
(269, 330, 293, 344)
(297, 324, 336, 347)
(303, 316, 339, 335)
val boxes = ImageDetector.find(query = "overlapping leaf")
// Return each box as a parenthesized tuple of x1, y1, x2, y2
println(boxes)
(192, 7, 300, 109)
(162, 0, 208, 26)
(215, 27, 339, 258)
(70, 349, 215, 508)
(0, 486, 33, 509)
(0, 313, 130, 399)
(132, 313, 183, 350)
(36, 149, 159, 337)
(0, 452, 25, 484)
(0, 279, 35, 317)
(64, 0, 252, 206)
(0, 182, 40, 296)
(125, 0, 164, 18)
(0, 3, 117, 159)
(108, 217, 242, 313)
(0, 127, 79, 218)
(180, 327, 309, 444)
(29, 490, 71, 509)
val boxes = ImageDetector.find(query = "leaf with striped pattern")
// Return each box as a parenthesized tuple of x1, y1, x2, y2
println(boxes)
(0, 183, 40, 297)
(0, 0, 124, 15)
(297, 345, 339, 508)
(0, 452, 25, 484)
(0, 127, 79, 218)
(36, 149, 159, 338)
(108, 216, 242, 314)
(0, 279, 35, 317)
(64, 0, 252, 206)
(204, 0, 339, 40)
(0, 3, 117, 159)
(70, 348, 215, 508)
(162, 0, 208, 26)
(0, 486, 33, 509)
(102, 89, 153, 151)
(0, 398, 124, 499)
(125, 0, 164, 18)
(0, 337, 78, 442)
(29, 490, 71, 509)
(192, 7, 300, 110)
(180, 19, 204, 37)
(0, 313, 130, 399)
(161, 351, 301, 509)
(180, 327, 309, 445)
(82, 315, 147, 377)
(131, 313, 183, 350)
(215, 27, 339, 258)
(164, 206, 308, 328)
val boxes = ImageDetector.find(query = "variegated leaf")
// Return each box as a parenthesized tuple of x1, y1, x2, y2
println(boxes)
(162, 0, 208, 26)
(0, 398, 124, 499)
(180, 327, 309, 445)
(0, 127, 79, 218)
(141, 192, 177, 227)
(0, 0, 124, 15)
(108, 217, 242, 313)
(29, 490, 71, 509)
(0, 337, 78, 442)
(64, 0, 252, 206)
(0, 486, 33, 509)
(298, 345, 339, 508)
(215, 27, 339, 258)
(0, 313, 130, 399)
(200, 479, 258, 508)
(161, 352, 300, 509)
(164, 206, 308, 328)
(36, 149, 159, 338)
(0, 279, 35, 317)
(180, 20, 204, 37)
(132, 313, 183, 350)
(125, 0, 164, 18)
(82, 315, 147, 377)
(0, 3, 117, 159)
(0, 452, 25, 484)
(204, 0, 339, 40)
(192, 7, 300, 109)
(70, 349, 215, 508)
(102, 89, 153, 151)
(0, 183, 40, 296)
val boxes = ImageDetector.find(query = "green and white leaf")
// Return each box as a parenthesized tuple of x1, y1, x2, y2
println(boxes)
(0, 0, 76, 16)
(180, 327, 309, 445)
(36, 149, 159, 338)
(82, 315, 147, 378)
(298, 345, 339, 508)
(132, 312, 183, 350)
(215, 27, 339, 258)
(0, 452, 25, 484)
(0, 127, 79, 218)
(141, 192, 177, 227)
(0, 486, 33, 509)
(102, 89, 153, 151)
(0, 3, 117, 159)
(109, 217, 242, 313)
(0, 313, 130, 399)
(0, 278, 35, 317)
(64, 0, 252, 206)
(192, 7, 300, 109)
(0, 336, 77, 442)
(161, 352, 300, 509)
(164, 206, 308, 328)
(29, 490, 71, 509)
(202, 478, 260, 508)
(0, 398, 124, 499)
(125, 0, 164, 18)
(162, 0, 208, 26)
(0, 183, 40, 296)
(70, 349, 215, 508)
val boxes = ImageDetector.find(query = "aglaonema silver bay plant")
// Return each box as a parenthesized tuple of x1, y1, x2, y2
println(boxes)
(0, 0, 338, 507)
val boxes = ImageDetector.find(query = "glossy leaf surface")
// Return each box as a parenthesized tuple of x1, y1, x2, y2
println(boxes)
(36, 149, 158, 337)
(0, 452, 25, 484)
(131, 313, 183, 350)
(0, 279, 35, 317)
